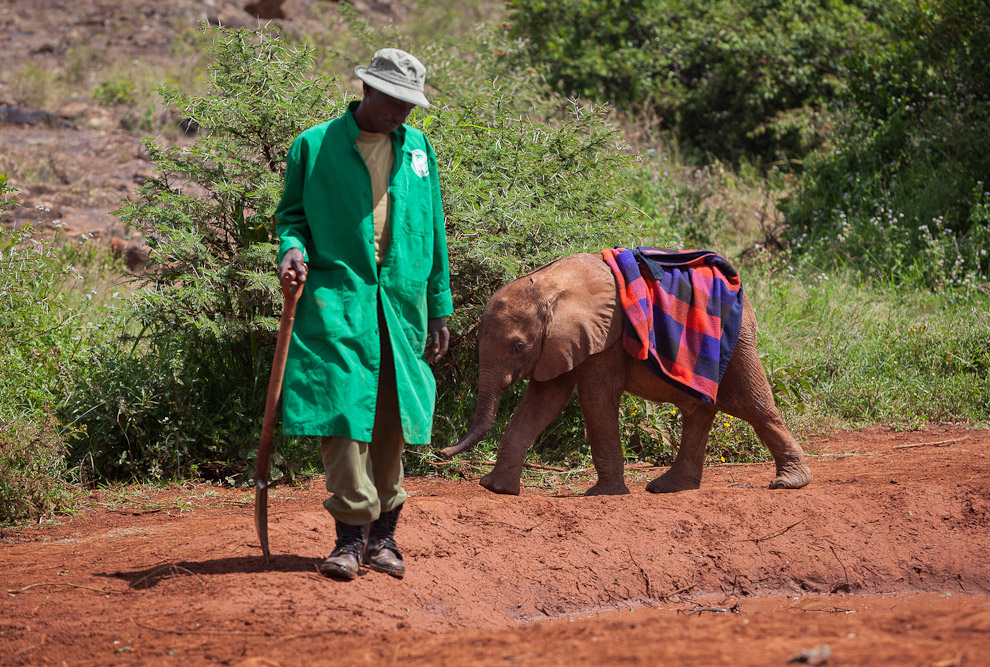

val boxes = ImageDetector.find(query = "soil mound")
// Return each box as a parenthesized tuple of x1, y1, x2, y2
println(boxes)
(2, 426, 988, 665)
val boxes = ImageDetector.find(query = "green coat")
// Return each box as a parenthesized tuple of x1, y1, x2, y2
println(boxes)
(275, 103, 453, 444)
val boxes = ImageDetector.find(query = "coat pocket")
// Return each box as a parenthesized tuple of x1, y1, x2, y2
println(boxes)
(397, 222, 434, 283)
(391, 277, 429, 353)
(295, 268, 364, 342)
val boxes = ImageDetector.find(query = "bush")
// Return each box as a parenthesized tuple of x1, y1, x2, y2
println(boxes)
(428, 90, 651, 463)
(64, 28, 342, 483)
(0, 417, 76, 523)
(63, 24, 663, 481)
(319, 10, 665, 465)
(93, 76, 138, 107)
(0, 183, 85, 521)
(506, 0, 889, 163)
(782, 0, 990, 288)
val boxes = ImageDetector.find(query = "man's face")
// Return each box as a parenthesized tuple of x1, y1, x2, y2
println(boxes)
(359, 85, 416, 133)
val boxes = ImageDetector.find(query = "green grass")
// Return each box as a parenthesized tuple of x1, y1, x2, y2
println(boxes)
(750, 266, 990, 429)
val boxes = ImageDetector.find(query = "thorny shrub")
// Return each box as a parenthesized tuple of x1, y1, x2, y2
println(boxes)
(63, 25, 660, 482)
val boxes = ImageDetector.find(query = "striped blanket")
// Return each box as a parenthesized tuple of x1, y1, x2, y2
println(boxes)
(601, 247, 745, 404)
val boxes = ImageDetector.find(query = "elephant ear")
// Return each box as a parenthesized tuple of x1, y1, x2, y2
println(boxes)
(533, 253, 622, 382)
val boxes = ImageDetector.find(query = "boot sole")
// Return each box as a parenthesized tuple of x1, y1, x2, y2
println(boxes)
(318, 562, 359, 581)
(365, 561, 404, 578)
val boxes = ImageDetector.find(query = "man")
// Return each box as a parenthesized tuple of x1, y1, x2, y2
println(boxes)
(274, 48, 453, 581)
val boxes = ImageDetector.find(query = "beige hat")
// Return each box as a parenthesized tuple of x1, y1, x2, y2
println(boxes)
(355, 48, 431, 109)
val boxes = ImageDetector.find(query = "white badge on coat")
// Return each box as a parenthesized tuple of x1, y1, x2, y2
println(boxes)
(411, 149, 429, 178)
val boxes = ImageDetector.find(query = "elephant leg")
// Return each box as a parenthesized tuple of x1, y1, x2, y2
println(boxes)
(751, 416, 812, 489)
(647, 402, 716, 493)
(716, 329, 812, 490)
(480, 374, 575, 495)
(722, 402, 812, 489)
(575, 347, 629, 496)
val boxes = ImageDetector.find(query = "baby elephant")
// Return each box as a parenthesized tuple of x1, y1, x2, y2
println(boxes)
(440, 252, 811, 496)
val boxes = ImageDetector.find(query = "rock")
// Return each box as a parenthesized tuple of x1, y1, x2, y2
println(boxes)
(0, 105, 73, 128)
(787, 644, 831, 665)
(178, 117, 199, 135)
(55, 97, 96, 123)
(110, 236, 150, 273)
(244, 0, 286, 19)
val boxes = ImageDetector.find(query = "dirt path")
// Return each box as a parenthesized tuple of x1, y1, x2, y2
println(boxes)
(2, 426, 988, 665)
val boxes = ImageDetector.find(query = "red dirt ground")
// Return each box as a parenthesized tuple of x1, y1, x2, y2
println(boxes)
(2, 425, 989, 666)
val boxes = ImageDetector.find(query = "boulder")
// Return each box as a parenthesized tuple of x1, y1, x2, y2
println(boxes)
(244, 0, 286, 19)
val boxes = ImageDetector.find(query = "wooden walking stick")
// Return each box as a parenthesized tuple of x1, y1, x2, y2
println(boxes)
(255, 277, 303, 564)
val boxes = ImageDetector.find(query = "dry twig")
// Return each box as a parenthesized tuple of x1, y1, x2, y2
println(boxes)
(430, 459, 568, 472)
(830, 545, 851, 591)
(7, 582, 119, 596)
(430, 460, 661, 474)
(659, 580, 697, 603)
(678, 603, 740, 615)
(127, 562, 206, 590)
(627, 547, 655, 598)
(741, 519, 805, 545)
(892, 435, 968, 450)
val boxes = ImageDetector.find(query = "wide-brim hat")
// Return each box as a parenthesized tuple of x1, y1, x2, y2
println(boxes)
(355, 48, 431, 109)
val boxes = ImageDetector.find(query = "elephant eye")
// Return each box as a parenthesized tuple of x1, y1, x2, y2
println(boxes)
(509, 340, 525, 355)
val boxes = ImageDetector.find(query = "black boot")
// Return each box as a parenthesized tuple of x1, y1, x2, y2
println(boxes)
(364, 504, 404, 578)
(319, 520, 367, 581)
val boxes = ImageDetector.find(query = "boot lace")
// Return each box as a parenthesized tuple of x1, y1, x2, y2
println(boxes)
(331, 523, 366, 558)
(368, 507, 402, 558)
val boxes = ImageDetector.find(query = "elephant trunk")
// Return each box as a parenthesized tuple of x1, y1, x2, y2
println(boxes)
(440, 376, 503, 459)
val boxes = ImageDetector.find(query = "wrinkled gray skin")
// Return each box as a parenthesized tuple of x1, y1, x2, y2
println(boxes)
(440, 253, 812, 496)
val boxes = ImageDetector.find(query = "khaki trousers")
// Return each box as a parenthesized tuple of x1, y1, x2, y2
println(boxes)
(320, 312, 407, 526)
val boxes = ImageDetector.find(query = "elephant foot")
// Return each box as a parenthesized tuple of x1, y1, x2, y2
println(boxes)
(480, 472, 521, 496)
(768, 461, 812, 490)
(646, 470, 701, 494)
(584, 480, 630, 496)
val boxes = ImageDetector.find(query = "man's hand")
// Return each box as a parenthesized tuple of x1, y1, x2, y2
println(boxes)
(278, 248, 307, 294)
(425, 317, 449, 363)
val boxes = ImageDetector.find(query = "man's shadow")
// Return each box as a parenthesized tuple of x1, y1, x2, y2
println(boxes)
(97, 554, 318, 590)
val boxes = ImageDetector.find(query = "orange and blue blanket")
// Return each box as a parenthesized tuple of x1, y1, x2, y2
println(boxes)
(601, 247, 744, 404)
